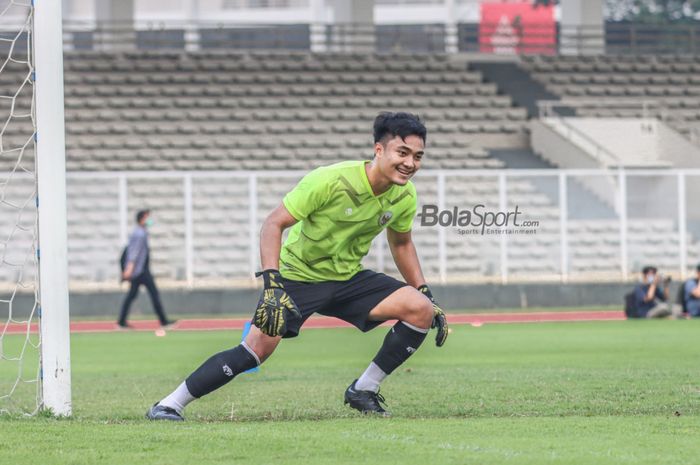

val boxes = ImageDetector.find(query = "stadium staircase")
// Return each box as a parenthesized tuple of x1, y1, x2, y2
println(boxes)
(468, 61, 573, 118)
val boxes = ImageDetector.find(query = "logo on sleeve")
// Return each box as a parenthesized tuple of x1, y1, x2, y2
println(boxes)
(378, 211, 393, 226)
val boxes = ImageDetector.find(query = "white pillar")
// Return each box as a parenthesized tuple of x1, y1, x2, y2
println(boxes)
(618, 170, 628, 281)
(678, 173, 687, 280)
(331, 0, 375, 53)
(444, 0, 458, 54)
(184, 0, 200, 51)
(248, 175, 258, 283)
(95, 0, 133, 23)
(310, 0, 327, 52)
(558, 172, 569, 283)
(184, 175, 194, 287)
(560, 0, 604, 55)
(94, 0, 135, 50)
(437, 172, 446, 284)
(118, 175, 128, 246)
(499, 173, 508, 285)
(35, 0, 72, 417)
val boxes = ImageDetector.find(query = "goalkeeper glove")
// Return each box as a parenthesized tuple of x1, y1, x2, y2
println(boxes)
(417, 284, 448, 347)
(253, 269, 301, 337)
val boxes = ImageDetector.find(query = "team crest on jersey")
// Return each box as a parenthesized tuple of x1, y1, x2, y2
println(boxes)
(378, 211, 393, 226)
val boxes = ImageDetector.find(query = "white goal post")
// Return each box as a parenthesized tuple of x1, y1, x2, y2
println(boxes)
(34, 0, 71, 416)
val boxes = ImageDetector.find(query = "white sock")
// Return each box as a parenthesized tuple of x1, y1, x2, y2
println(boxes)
(159, 382, 195, 414)
(355, 362, 388, 393)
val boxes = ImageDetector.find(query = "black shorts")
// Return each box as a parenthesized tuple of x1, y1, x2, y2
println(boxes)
(275, 269, 408, 338)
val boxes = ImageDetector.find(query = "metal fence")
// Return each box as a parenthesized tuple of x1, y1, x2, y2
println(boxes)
(56, 21, 700, 55)
(56, 169, 700, 289)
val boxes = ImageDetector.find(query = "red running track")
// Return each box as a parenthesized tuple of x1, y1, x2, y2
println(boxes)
(3, 311, 625, 334)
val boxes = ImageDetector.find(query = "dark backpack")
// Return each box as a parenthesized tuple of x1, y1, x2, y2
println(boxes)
(119, 246, 128, 272)
(624, 291, 638, 319)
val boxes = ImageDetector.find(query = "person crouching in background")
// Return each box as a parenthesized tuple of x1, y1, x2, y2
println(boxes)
(682, 263, 700, 318)
(633, 266, 682, 319)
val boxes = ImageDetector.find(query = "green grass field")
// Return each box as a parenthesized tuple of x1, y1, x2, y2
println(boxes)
(1, 319, 699, 464)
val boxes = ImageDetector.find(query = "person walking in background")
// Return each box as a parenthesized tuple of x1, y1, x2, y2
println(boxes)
(118, 209, 175, 329)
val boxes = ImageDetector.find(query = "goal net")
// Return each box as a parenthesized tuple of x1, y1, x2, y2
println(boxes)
(0, 0, 71, 416)
(0, 0, 39, 416)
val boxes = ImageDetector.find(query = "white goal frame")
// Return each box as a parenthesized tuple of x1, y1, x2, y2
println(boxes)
(34, 0, 71, 416)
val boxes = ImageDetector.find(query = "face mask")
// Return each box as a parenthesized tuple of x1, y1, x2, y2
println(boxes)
(647, 275, 655, 284)
(145, 218, 154, 227)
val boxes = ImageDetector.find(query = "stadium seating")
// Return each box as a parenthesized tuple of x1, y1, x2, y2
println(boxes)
(0, 50, 531, 287)
(521, 54, 700, 138)
(0, 51, 530, 172)
(2, 50, 698, 287)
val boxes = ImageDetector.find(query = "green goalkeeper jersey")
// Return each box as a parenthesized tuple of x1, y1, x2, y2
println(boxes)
(280, 160, 417, 282)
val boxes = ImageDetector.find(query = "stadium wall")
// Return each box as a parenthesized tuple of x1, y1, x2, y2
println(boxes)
(52, 282, 667, 317)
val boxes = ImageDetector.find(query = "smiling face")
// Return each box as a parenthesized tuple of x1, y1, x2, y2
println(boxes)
(374, 135, 425, 186)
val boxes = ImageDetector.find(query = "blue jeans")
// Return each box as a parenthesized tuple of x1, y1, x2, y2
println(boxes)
(687, 301, 700, 317)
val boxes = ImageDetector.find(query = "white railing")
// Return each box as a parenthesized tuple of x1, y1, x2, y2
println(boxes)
(56, 168, 700, 288)
(546, 117, 621, 167)
(537, 100, 622, 167)
(538, 99, 664, 120)
(537, 99, 700, 149)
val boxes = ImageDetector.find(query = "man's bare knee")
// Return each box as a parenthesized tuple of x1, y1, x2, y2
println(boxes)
(244, 326, 281, 363)
(368, 287, 434, 329)
(402, 295, 433, 329)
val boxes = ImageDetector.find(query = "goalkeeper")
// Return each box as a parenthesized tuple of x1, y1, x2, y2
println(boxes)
(147, 112, 448, 420)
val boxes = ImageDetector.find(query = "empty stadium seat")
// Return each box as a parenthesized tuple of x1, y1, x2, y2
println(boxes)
(0, 51, 535, 173)
(522, 54, 700, 136)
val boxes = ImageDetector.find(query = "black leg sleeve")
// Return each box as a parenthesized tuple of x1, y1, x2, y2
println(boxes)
(185, 344, 259, 398)
(372, 321, 428, 375)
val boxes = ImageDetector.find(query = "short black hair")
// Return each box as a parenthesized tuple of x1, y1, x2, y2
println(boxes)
(642, 266, 657, 275)
(373, 112, 427, 145)
(696, 263, 700, 271)
(136, 209, 150, 223)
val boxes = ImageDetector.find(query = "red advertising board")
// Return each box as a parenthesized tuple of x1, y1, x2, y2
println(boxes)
(479, 1, 556, 54)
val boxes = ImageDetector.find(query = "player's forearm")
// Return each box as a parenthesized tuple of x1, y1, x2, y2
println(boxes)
(258, 204, 299, 272)
(259, 221, 284, 270)
(390, 241, 426, 288)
